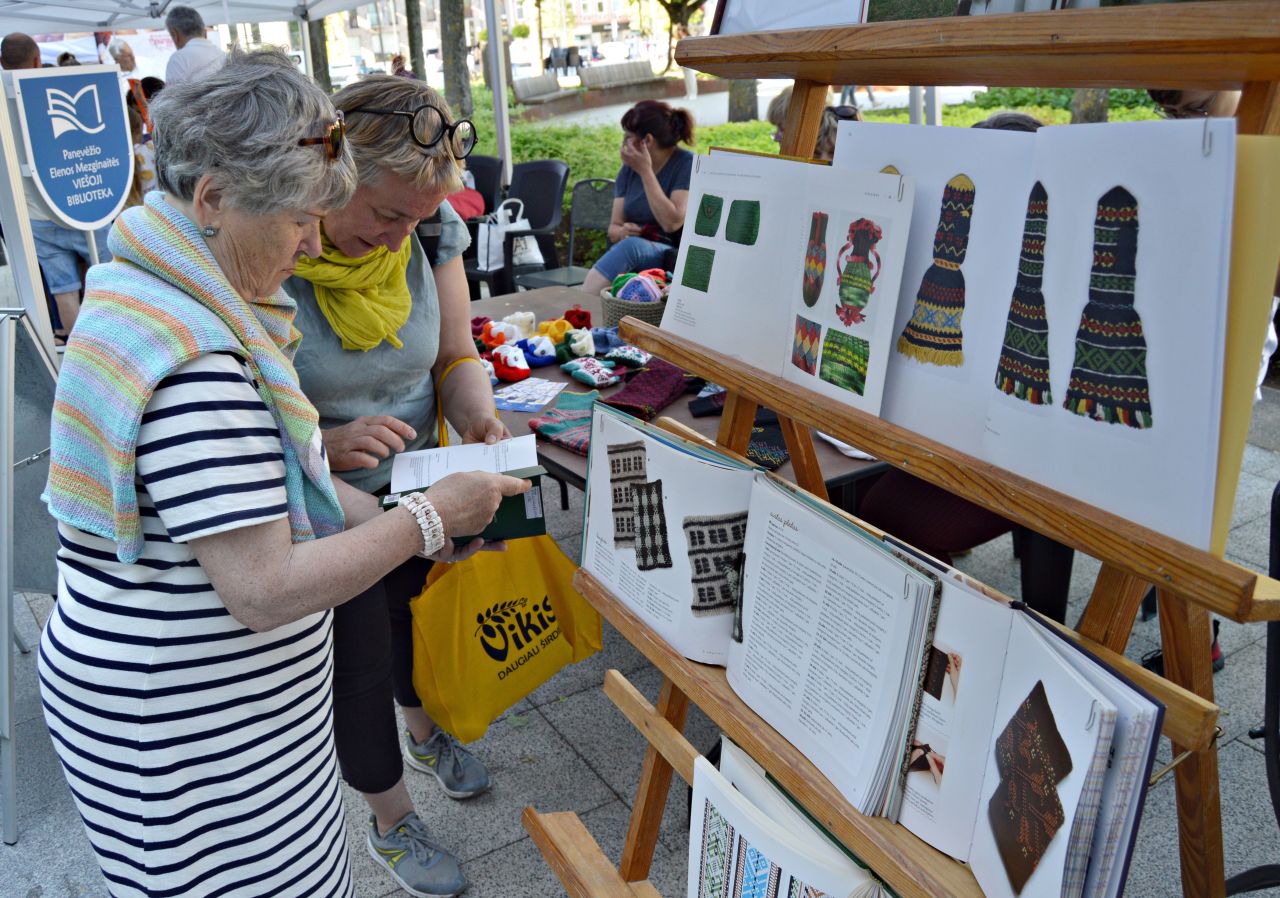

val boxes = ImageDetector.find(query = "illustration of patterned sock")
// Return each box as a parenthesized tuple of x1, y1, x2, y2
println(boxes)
(699, 800, 735, 898)
(695, 193, 724, 237)
(819, 330, 872, 396)
(734, 835, 782, 898)
(835, 218, 885, 326)
(682, 245, 716, 292)
(683, 512, 748, 616)
(527, 390, 599, 456)
(630, 479, 673, 570)
(601, 358, 687, 421)
(606, 440, 646, 547)
(801, 212, 828, 308)
(725, 199, 761, 246)
(1063, 186, 1152, 428)
(791, 315, 821, 375)
(897, 173, 976, 366)
(995, 181, 1053, 404)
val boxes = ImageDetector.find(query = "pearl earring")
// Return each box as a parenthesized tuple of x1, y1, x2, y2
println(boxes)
(202, 225, 219, 237)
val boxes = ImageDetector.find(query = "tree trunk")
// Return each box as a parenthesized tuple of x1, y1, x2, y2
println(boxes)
(308, 17, 331, 94)
(1071, 88, 1109, 124)
(250, 23, 261, 45)
(728, 79, 758, 123)
(440, 0, 473, 116)
(405, 0, 426, 81)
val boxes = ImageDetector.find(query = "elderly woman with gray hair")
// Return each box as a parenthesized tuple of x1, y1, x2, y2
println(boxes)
(38, 49, 525, 898)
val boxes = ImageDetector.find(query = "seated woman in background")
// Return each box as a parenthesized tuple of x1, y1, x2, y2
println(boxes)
(581, 99, 694, 294)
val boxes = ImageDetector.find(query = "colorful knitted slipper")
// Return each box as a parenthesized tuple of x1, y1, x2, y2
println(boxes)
(801, 211, 828, 308)
(1063, 185, 1152, 428)
(897, 173, 976, 367)
(994, 181, 1053, 404)
(835, 218, 884, 327)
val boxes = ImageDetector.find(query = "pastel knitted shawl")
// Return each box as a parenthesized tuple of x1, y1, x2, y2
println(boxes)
(43, 192, 344, 563)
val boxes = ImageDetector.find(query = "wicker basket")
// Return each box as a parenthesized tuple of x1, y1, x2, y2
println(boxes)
(600, 287, 668, 329)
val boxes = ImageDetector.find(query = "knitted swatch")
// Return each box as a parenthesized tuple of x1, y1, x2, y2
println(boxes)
(994, 181, 1053, 404)
(600, 358, 688, 421)
(631, 479, 673, 570)
(819, 330, 871, 396)
(682, 511, 748, 616)
(607, 440, 647, 547)
(682, 245, 716, 292)
(726, 199, 761, 246)
(527, 390, 599, 457)
(695, 194, 724, 237)
(801, 211, 828, 308)
(897, 173, 976, 367)
(791, 315, 821, 375)
(1061, 186, 1151, 428)
(699, 800, 735, 898)
(835, 218, 884, 326)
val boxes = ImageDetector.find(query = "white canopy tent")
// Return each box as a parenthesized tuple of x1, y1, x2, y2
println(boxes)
(0, 0, 360, 33)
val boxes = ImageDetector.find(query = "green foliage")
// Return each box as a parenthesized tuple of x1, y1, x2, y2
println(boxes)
(973, 86, 1160, 111)
(511, 24, 531, 39)
(698, 121, 778, 154)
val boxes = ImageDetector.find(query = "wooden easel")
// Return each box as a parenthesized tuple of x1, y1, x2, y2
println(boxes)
(523, 4, 1280, 897)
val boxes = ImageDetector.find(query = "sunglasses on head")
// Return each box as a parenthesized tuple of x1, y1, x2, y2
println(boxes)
(345, 104, 477, 159)
(297, 110, 346, 160)
(828, 105, 862, 121)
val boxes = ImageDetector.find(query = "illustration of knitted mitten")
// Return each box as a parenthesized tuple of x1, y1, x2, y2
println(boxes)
(801, 212, 829, 308)
(562, 357, 620, 388)
(897, 173, 976, 366)
(1063, 186, 1152, 429)
(994, 181, 1053, 404)
(835, 218, 884, 326)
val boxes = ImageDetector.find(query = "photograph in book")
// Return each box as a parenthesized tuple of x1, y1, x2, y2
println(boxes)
(662, 150, 914, 415)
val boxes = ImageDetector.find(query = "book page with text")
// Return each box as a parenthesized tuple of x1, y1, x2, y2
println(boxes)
(389, 434, 539, 493)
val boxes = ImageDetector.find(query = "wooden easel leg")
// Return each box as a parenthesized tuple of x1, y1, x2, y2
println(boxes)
(1237, 81, 1280, 136)
(716, 393, 757, 456)
(1156, 589, 1225, 898)
(618, 676, 689, 882)
(778, 416, 827, 500)
(1075, 563, 1150, 653)
(779, 79, 828, 159)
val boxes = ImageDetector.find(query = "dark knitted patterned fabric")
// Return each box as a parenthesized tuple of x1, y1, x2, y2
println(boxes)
(801, 212, 828, 308)
(898, 174, 976, 367)
(631, 479, 673, 571)
(1062, 186, 1152, 429)
(600, 358, 687, 422)
(995, 181, 1053, 404)
(835, 218, 884, 327)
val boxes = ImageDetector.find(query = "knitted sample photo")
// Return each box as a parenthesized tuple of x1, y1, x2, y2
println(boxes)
(819, 329, 871, 396)
(606, 440, 647, 548)
(695, 193, 725, 238)
(801, 211, 828, 308)
(699, 799, 735, 898)
(1062, 186, 1153, 429)
(791, 315, 821, 376)
(733, 833, 782, 898)
(725, 199, 761, 246)
(994, 181, 1053, 405)
(683, 511, 749, 616)
(682, 245, 716, 293)
(630, 479, 674, 571)
(897, 173, 976, 367)
(835, 218, 884, 327)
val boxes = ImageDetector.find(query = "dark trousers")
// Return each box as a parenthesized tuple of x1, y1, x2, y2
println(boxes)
(331, 555, 432, 795)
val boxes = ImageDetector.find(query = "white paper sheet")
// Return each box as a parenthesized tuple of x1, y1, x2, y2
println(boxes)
(388, 433, 540, 493)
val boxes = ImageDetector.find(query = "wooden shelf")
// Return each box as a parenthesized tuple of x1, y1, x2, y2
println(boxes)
(678, 0, 1280, 90)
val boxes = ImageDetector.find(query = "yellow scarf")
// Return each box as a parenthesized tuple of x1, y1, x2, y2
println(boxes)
(294, 231, 413, 351)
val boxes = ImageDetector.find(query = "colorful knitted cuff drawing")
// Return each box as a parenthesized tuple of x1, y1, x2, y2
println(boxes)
(802, 212, 828, 308)
(835, 218, 884, 327)
(527, 390, 599, 456)
(726, 199, 761, 246)
(791, 315, 821, 376)
(631, 479, 673, 570)
(606, 440, 647, 547)
(695, 194, 724, 237)
(600, 358, 687, 421)
(995, 181, 1053, 404)
(683, 512, 748, 616)
(734, 834, 782, 898)
(1063, 186, 1152, 429)
(897, 173, 976, 367)
(682, 245, 716, 292)
(819, 329, 871, 396)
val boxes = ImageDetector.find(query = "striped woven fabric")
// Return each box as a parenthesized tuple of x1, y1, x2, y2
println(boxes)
(995, 181, 1053, 404)
(43, 192, 343, 562)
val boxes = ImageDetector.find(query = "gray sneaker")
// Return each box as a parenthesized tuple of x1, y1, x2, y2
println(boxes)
(404, 729, 491, 799)
(365, 812, 466, 898)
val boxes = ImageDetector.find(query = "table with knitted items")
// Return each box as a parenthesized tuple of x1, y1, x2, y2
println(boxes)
(897, 173, 976, 367)
(726, 199, 761, 246)
(835, 218, 884, 327)
(527, 389, 599, 456)
(600, 357, 688, 422)
(791, 314, 821, 375)
(682, 245, 716, 292)
(630, 479, 674, 571)
(682, 511, 748, 617)
(802, 211, 829, 308)
(819, 329, 872, 396)
(1062, 186, 1152, 429)
(695, 193, 724, 238)
(606, 440, 647, 548)
(995, 181, 1053, 404)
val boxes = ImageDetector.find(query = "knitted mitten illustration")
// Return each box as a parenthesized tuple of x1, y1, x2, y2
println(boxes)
(994, 181, 1053, 404)
(1063, 186, 1152, 429)
(897, 173, 976, 366)
(835, 218, 884, 326)
(801, 211, 828, 308)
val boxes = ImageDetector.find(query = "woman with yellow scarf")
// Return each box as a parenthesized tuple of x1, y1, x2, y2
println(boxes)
(284, 77, 505, 898)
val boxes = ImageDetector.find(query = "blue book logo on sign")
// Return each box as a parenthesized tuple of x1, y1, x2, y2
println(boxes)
(12, 65, 132, 230)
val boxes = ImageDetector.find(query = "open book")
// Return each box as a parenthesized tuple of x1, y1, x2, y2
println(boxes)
(660, 150, 915, 415)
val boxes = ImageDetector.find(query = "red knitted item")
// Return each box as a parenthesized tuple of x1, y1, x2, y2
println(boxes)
(600, 358, 687, 421)
(564, 305, 592, 329)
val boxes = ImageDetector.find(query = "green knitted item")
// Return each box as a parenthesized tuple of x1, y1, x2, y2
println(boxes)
(835, 218, 883, 327)
(818, 330, 871, 396)
(802, 212, 828, 308)
(725, 199, 761, 246)
(681, 245, 716, 292)
(694, 194, 724, 237)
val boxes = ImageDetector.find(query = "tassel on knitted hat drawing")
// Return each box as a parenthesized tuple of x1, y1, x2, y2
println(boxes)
(994, 181, 1053, 405)
(835, 218, 884, 327)
(897, 173, 976, 367)
(801, 211, 828, 308)
(1063, 186, 1153, 429)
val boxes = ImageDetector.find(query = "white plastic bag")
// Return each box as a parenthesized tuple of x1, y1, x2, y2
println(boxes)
(476, 198, 545, 271)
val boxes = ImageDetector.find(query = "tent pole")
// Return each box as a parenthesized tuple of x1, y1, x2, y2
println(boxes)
(484, 0, 511, 186)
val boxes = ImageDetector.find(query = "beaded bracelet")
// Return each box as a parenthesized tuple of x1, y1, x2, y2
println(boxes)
(399, 492, 446, 557)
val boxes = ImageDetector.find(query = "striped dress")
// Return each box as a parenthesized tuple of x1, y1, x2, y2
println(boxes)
(38, 352, 353, 898)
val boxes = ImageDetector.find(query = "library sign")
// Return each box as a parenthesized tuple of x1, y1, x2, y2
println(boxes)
(12, 65, 132, 230)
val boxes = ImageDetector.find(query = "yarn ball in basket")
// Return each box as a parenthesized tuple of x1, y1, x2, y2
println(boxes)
(615, 274, 663, 304)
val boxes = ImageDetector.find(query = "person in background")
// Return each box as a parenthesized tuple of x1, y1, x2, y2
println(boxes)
(581, 99, 695, 295)
(124, 104, 157, 206)
(765, 86, 862, 161)
(164, 5, 225, 84)
(1, 32, 40, 70)
(108, 39, 150, 128)
(391, 53, 416, 79)
(55, 51, 79, 66)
